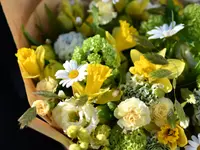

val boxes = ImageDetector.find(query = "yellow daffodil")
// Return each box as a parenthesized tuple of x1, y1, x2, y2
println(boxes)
(157, 124, 187, 150)
(16, 47, 45, 79)
(125, 0, 149, 20)
(112, 20, 138, 52)
(129, 48, 185, 93)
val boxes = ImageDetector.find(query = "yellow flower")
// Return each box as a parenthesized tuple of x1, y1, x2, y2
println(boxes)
(129, 48, 185, 93)
(16, 47, 45, 78)
(32, 100, 50, 116)
(72, 64, 112, 102)
(157, 124, 187, 150)
(125, 0, 149, 20)
(112, 20, 138, 52)
(151, 98, 174, 127)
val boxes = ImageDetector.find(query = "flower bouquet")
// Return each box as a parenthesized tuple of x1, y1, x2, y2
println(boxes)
(3, 0, 200, 149)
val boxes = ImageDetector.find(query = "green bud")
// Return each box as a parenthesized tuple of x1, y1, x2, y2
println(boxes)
(79, 142, 89, 150)
(96, 105, 114, 124)
(118, 15, 132, 24)
(102, 147, 110, 150)
(65, 125, 79, 139)
(107, 102, 117, 111)
(57, 11, 74, 31)
(58, 90, 67, 99)
(197, 75, 200, 89)
(72, 2, 84, 20)
(44, 60, 63, 79)
(42, 45, 56, 60)
(69, 144, 81, 150)
(77, 127, 90, 142)
(154, 88, 165, 98)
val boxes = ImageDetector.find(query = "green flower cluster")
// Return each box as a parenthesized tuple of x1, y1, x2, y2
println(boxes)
(72, 35, 120, 68)
(139, 15, 165, 35)
(109, 125, 147, 150)
(183, 4, 200, 41)
(146, 136, 169, 150)
(120, 74, 165, 106)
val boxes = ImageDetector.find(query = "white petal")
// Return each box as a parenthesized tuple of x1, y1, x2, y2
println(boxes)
(148, 33, 164, 39)
(63, 61, 71, 71)
(161, 24, 169, 32)
(188, 140, 199, 148)
(171, 24, 184, 35)
(147, 29, 161, 35)
(185, 145, 196, 150)
(198, 134, 200, 143)
(69, 60, 78, 70)
(191, 135, 199, 144)
(169, 21, 176, 30)
(55, 70, 68, 79)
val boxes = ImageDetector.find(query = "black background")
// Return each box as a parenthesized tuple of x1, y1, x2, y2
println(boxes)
(0, 4, 64, 150)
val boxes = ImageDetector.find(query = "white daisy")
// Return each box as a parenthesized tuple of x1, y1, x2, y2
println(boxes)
(55, 60, 87, 88)
(147, 21, 184, 40)
(185, 133, 200, 150)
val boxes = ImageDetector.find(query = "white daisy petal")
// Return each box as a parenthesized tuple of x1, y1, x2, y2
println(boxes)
(55, 70, 68, 79)
(188, 140, 199, 148)
(191, 135, 199, 143)
(63, 61, 71, 71)
(70, 60, 78, 70)
(185, 145, 196, 150)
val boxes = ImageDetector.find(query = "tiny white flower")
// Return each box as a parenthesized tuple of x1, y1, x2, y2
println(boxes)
(55, 60, 87, 88)
(180, 117, 190, 129)
(75, 16, 82, 24)
(185, 133, 200, 150)
(147, 21, 184, 40)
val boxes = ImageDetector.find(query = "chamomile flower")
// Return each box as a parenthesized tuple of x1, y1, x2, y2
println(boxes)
(55, 60, 87, 88)
(147, 21, 184, 39)
(185, 134, 200, 150)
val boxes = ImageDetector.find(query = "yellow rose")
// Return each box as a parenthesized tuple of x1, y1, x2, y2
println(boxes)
(16, 47, 45, 78)
(151, 97, 174, 127)
(36, 76, 58, 92)
(32, 100, 50, 116)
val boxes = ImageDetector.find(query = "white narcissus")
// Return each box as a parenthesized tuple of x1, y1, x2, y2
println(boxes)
(114, 97, 151, 131)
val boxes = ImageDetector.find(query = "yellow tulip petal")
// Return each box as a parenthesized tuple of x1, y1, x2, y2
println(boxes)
(157, 48, 167, 57)
(177, 125, 188, 147)
(72, 82, 84, 95)
(130, 49, 143, 63)
(96, 89, 122, 104)
(162, 59, 185, 79)
(35, 46, 45, 70)
(154, 78, 172, 93)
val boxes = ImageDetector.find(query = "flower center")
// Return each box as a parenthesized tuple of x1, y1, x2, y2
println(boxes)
(198, 145, 200, 150)
(68, 70, 79, 79)
(123, 108, 140, 125)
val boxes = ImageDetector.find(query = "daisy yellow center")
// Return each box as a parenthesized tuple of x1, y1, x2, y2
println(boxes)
(198, 145, 200, 150)
(68, 70, 79, 79)
(123, 108, 140, 125)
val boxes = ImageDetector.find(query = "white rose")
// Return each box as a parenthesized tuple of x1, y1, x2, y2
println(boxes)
(151, 97, 174, 127)
(36, 76, 58, 92)
(32, 100, 50, 116)
(114, 97, 151, 131)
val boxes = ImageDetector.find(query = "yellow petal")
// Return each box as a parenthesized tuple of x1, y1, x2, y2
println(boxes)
(177, 125, 188, 147)
(130, 49, 143, 63)
(96, 89, 122, 104)
(72, 82, 84, 95)
(162, 59, 185, 79)
(158, 48, 167, 57)
(35, 46, 45, 70)
(154, 78, 172, 93)
(106, 31, 116, 48)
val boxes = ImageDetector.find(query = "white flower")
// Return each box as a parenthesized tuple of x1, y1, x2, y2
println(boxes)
(54, 32, 84, 61)
(147, 21, 184, 39)
(55, 60, 87, 88)
(114, 97, 151, 131)
(36, 76, 58, 92)
(180, 117, 190, 129)
(32, 100, 50, 116)
(185, 134, 200, 150)
(75, 16, 82, 25)
(89, 1, 117, 25)
(52, 101, 99, 133)
(102, 0, 119, 4)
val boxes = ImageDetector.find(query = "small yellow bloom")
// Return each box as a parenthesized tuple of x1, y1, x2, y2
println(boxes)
(112, 20, 138, 52)
(157, 124, 187, 150)
(129, 49, 185, 93)
(16, 47, 45, 78)
(72, 64, 112, 102)
(32, 100, 50, 116)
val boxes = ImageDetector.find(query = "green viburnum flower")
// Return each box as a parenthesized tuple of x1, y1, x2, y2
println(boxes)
(109, 125, 147, 150)
(146, 135, 170, 150)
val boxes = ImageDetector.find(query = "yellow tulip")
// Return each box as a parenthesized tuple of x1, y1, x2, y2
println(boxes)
(112, 20, 138, 52)
(129, 49, 185, 93)
(16, 47, 45, 78)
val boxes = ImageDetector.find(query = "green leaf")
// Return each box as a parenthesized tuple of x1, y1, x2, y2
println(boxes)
(33, 91, 60, 99)
(144, 53, 168, 65)
(18, 107, 37, 129)
(75, 95, 88, 106)
(173, 78, 176, 89)
(21, 25, 41, 46)
(181, 88, 196, 104)
(135, 36, 155, 49)
(150, 69, 172, 78)
(174, 100, 187, 122)
(167, 108, 177, 128)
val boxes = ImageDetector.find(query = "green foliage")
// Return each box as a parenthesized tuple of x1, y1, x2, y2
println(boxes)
(33, 91, 60, 99)
(72, 35, 120, 68)
(150, 69, 172, 78)
(174, 100, 187, 123)
(109, 125, 147, 150)
(146, 135, 170, 150)
(167, 109, 177, 128)
(144, 53, 168, 65)
(18, 107, 37, 129)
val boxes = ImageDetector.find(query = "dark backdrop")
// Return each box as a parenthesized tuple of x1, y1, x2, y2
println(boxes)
(0, 4, 64, 150)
